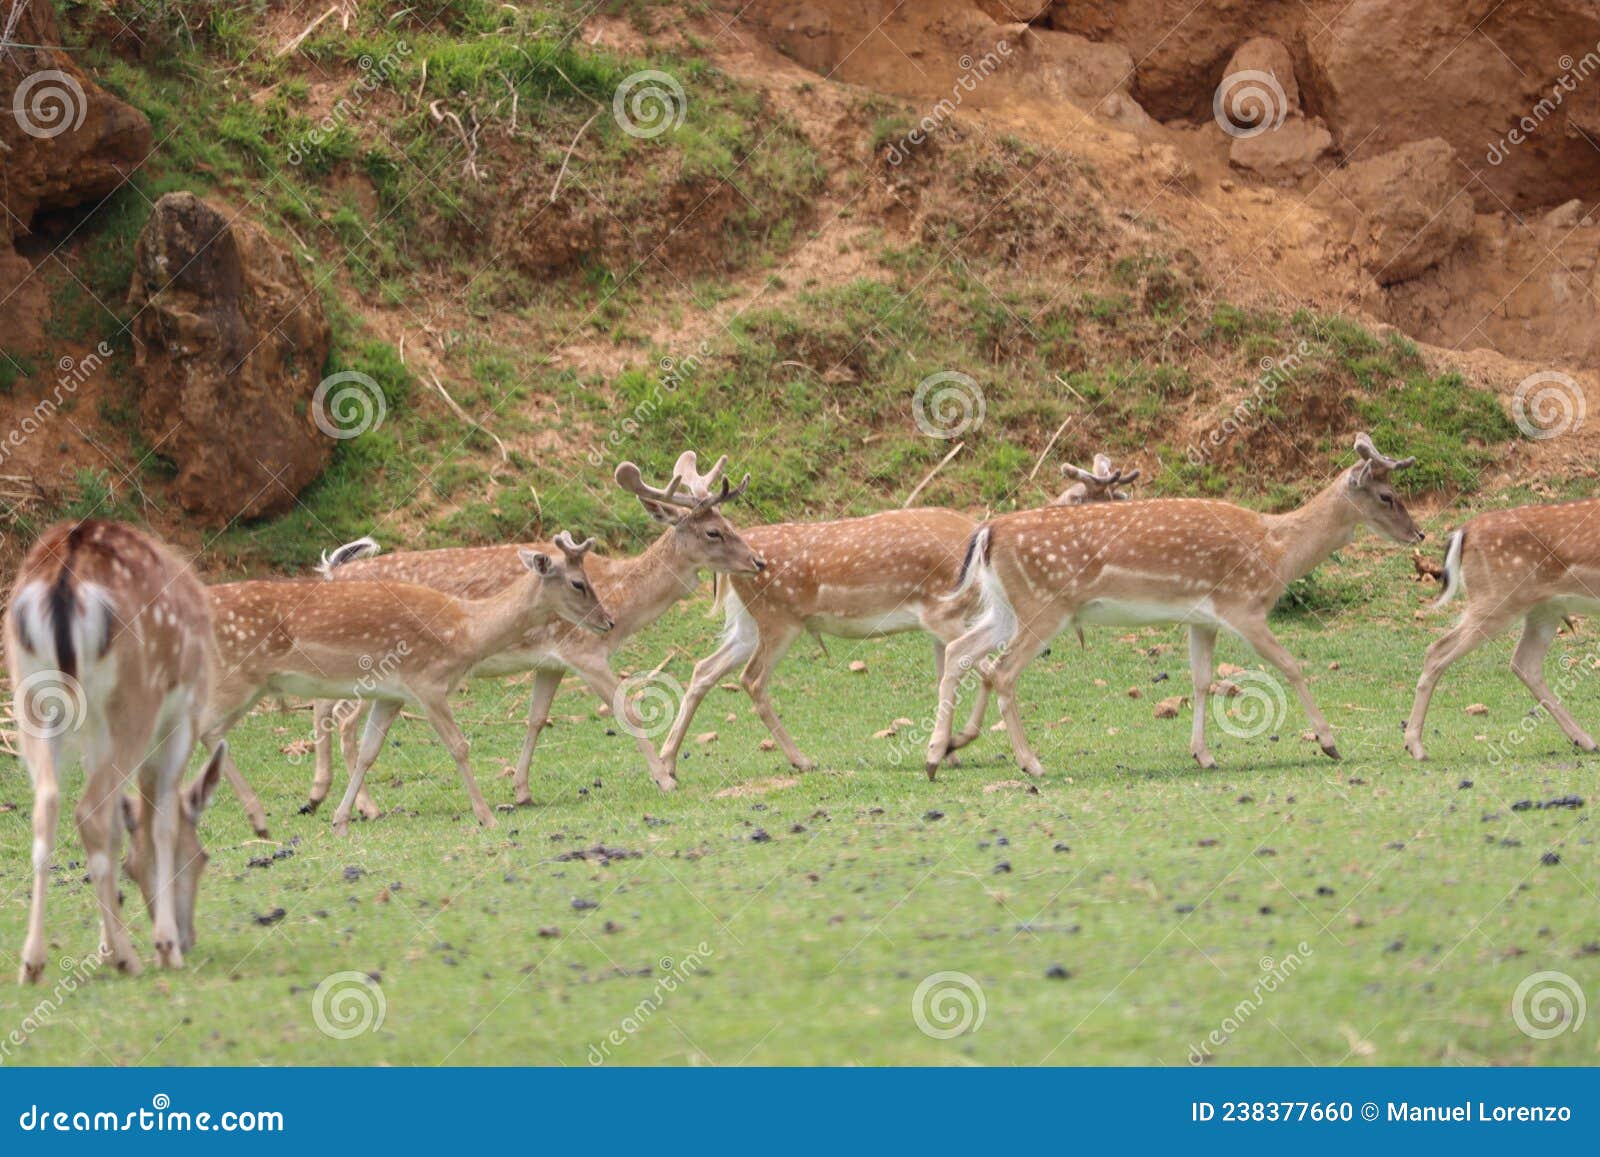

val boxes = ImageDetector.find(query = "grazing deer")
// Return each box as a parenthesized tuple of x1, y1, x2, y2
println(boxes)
(7, 520, 228, 982)
(1405, 501, 1600, 760)
(657, 454, 1137, 781)
(311, 454, 763, 800)
(925, 434, 1423, 778)
(204, 533, 610, 834)
(1056, 454, 1140, 505)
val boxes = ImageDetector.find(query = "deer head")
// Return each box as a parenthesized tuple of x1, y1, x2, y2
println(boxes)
(121, 744, 227, 954)
(1346, 432, 1424, 544)
(615, 455, 764, 575)
(534, 531, 613, 633)
(1055, 454, 1140, 505)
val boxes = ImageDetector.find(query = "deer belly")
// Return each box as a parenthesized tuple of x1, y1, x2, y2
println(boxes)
(265, 672, 411, 702)
(807, 607, 924, 639)
(1076, 597, 1220, 627)
(468, 649, 563, 679)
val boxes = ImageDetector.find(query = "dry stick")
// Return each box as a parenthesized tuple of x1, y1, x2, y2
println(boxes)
(276, 5, 338, 57)
(549, 111, 599, 202)
(1027, 414, 1074, 483)
(428, 370, 509, 463)
(903, 441, 964, 508)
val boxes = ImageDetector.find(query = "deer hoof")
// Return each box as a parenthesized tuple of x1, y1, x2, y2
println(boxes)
(18, 959, 45, 985)
(924, 761, 940, 781)
(1193, 751, 1218, 770)
(297, 800, 321, 815)
(115, 952, 143, 977)
(1321, 742, 1341, 761)
(155, 940, 184, 970)
(791, 755, 817, 772)
(653, 775, 679, 793)
(1575, 737, 1599, 753)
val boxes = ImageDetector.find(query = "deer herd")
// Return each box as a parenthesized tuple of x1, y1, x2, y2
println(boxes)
(7, 436, 1600, 981)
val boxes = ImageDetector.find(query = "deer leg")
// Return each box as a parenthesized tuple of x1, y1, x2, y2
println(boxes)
(660, 613, 760, 779)
(740, 626, 810, 771)
(1229, 616, 1338, 760)
(140, 713, 192, 969)
(512, 670, 564, 806)
(417, 695, 497, 828)
(305, 699, 337, 814)
(341, 701, 383, 820)
(569, 654, 676, 791)
(78, 729, 141, 977)
(987, 624, 1054, 779)
(331, 699, 401, 835)
(1511, 611, 1598, 751)
(1404, 610, 1509, 761)
(307, 699, 376, 815)
(930, 631, 994, 757)
(1188, 625, 1219, 769)
(926, 614, 1013, 778)
(17, 728, 60, 985)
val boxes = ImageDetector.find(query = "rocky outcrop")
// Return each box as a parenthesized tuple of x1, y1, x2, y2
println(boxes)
(127, 193, 334, 523)
(1014, 28, 1153, 130)
(1216, 37, 1332, 182)
(1322, 138, 1475, 285)
(0, 0, 152, 241)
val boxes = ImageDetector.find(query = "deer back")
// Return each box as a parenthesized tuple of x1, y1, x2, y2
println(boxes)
(1456, 500, 1600, 609)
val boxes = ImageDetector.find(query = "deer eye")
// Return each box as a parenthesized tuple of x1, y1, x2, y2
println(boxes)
(570, 580, 587, 593)
(706, 529, 723, 540)
(1380, 493, 1395, 506)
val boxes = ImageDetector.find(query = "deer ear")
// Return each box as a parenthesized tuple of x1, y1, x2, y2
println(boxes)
(187, 743, 226, 817)
(639, 498, 682, 525)
(521, 549, 557, 575)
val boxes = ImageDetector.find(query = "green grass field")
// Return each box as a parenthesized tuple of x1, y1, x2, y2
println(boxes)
(0, 541, 1595, 1066)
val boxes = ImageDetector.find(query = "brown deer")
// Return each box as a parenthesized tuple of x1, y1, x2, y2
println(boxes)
(204, 533, 610, 834)
(7, 520, 228, 982)
(657, 454, 1137, 782)
(1405, 501, 1600, 760)
(925, 434, 1423, 777)
(310, 454, 763, 801)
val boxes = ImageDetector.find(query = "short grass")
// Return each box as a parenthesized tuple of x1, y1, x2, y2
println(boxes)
(0, 543, 1595, 1066)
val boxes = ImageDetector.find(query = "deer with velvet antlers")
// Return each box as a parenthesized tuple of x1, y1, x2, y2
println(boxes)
(925, 435, 1423, 778)
(204, 532, 610, 834)
(7, 520, 229, 982)
(1405, 500, 1600, 760)
(309, 453, 763, 802)
(657, 454, 1136, 782)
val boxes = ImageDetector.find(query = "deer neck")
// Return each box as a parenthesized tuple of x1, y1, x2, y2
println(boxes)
(461, 572, 550, 656)
(1262, 470, 1360, 587)
(605, 530, 702, 638)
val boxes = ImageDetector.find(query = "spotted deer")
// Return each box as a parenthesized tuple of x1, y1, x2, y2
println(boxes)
(657, 453, 1137, 781)
(7, 520, 228, 983)
(205, 533, 610, 834)
(311, 454, 763, 800)
(1405, 500, 1600, 760)
(925, 434, 1423, 778)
